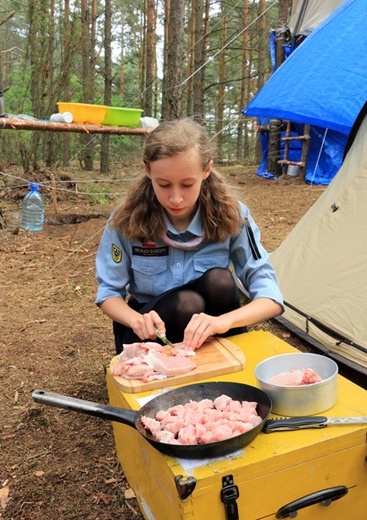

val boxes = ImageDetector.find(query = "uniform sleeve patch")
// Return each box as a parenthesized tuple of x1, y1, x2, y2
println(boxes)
(112, 244, 122, 263)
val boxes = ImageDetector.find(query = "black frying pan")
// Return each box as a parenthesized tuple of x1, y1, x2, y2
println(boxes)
(32, 382, 272, 459)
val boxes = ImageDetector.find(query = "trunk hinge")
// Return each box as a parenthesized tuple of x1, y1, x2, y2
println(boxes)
(221, 474, 240, 520)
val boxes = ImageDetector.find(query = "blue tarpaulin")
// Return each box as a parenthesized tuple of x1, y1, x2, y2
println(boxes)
(255, 121, 347, 185)
(245, 0, 367, 134)
(244, 0, 367, 184)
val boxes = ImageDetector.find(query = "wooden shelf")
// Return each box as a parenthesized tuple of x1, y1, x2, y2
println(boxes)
(280, 121, 311, 176)
(0, 116, 150, 136)
(278, 159, 305, 167)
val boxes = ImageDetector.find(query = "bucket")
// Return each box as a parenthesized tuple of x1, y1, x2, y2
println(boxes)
(287, 165, 299, 177)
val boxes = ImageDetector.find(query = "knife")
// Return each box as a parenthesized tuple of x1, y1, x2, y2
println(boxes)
(155, 327, 175, 348)
(264, 416, 367, 432)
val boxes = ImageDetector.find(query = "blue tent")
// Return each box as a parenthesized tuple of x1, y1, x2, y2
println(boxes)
(244, 0, 367, 184)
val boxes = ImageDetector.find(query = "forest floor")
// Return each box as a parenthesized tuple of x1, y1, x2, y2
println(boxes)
(0, 161, 326, 519)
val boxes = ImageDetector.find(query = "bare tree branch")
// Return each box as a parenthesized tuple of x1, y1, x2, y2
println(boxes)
(0, 11, 16, 28)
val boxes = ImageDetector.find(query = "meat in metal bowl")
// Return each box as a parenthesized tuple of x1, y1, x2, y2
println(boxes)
(255, 353, 338, 416)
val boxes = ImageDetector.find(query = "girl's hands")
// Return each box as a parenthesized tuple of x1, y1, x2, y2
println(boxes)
(182, 299, 283, 350)
(132, 309, 225, 349)
(131, 310, 166, 341)
(183, 313, 228, 350)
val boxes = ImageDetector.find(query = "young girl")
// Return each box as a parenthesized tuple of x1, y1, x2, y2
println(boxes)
(95, 119, 283, 353)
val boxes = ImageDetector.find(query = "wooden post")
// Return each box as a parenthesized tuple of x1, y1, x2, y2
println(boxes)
(267, 119, 283, 176)
(282, 121, 292, 175)
(50, 173, 59, 214)
(266, 13, 290, 177)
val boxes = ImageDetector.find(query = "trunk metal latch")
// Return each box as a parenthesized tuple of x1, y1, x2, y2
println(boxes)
(174, 475, 197, 500)
(221, 474, 240, 520)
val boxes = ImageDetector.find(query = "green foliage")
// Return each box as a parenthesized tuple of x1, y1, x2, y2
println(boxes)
(0, 0, 281, 170)
(108, 134, 144, 160)
(86, 184, 110, 205)
(120, 62, 143, 109)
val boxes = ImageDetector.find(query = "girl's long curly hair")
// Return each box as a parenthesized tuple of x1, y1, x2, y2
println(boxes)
(110, 119, 243, 242)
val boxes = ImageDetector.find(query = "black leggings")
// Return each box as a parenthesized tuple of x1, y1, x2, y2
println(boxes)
(113, 267, 247, 354)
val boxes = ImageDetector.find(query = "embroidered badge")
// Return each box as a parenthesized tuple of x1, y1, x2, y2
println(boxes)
(112, 244, 122, 263)
(132, 245, 169, 257)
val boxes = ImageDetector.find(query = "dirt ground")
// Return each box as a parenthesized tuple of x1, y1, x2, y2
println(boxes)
(0, 163, 325, 519)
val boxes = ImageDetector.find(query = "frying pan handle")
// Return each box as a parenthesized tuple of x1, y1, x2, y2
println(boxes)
(32, 389, 137, 427)
(263, 416, 328, 432)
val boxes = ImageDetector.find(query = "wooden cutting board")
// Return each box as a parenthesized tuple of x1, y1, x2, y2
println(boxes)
(110, 337, 246, 393)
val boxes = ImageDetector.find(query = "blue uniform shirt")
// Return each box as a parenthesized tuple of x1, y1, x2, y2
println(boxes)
(95, 201, 284, 309)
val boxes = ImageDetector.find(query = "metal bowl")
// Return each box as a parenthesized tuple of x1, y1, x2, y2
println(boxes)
(254, 353, 338, 416)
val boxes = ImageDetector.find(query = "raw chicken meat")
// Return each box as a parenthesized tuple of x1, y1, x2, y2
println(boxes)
(268, 368, 322, 386)
(141, 394, 262, 445)
(112, 342, 196, 382)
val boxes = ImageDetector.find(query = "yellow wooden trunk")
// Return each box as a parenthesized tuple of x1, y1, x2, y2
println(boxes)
(106, 331, 367, 519)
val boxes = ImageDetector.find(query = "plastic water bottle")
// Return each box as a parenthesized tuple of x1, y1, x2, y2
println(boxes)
(21, 183, 45, 231)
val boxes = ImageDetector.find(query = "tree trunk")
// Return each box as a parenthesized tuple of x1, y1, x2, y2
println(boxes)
(45, 0, 56, 167)
(100, 0, 112, 174)
(185, 1, 195, 117)
(256, 0, 267, 167)
(192, 0, 204, 123)
(0, 18, 3, 90)
(266, 0, 291, 176)
(80, 0, 94, 171)
(0, 11, 15, 167)
(162, 0, 184, 120)
(237, 0, 249, 161)
(276, 0, 291, 69)
(60, 0, 72, 166)
(161, 0, 170, 122)
(27, 0, 46, 170)
(202, 0, 210, 120)
(267, 119, 283, 175)
(257, 0, 267, 91)
(216, 5, 226, 159)
(143, 0, 156, 116)
(119, 2, 125, 97)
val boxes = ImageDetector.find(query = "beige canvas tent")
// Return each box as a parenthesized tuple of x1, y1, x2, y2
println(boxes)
(270, 104, 367, 384)
(244, 0, 367, 387)
(288, 0, 344, 37)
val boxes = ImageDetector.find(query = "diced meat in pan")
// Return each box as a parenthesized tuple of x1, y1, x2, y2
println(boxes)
(141, 395, 262, 446)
